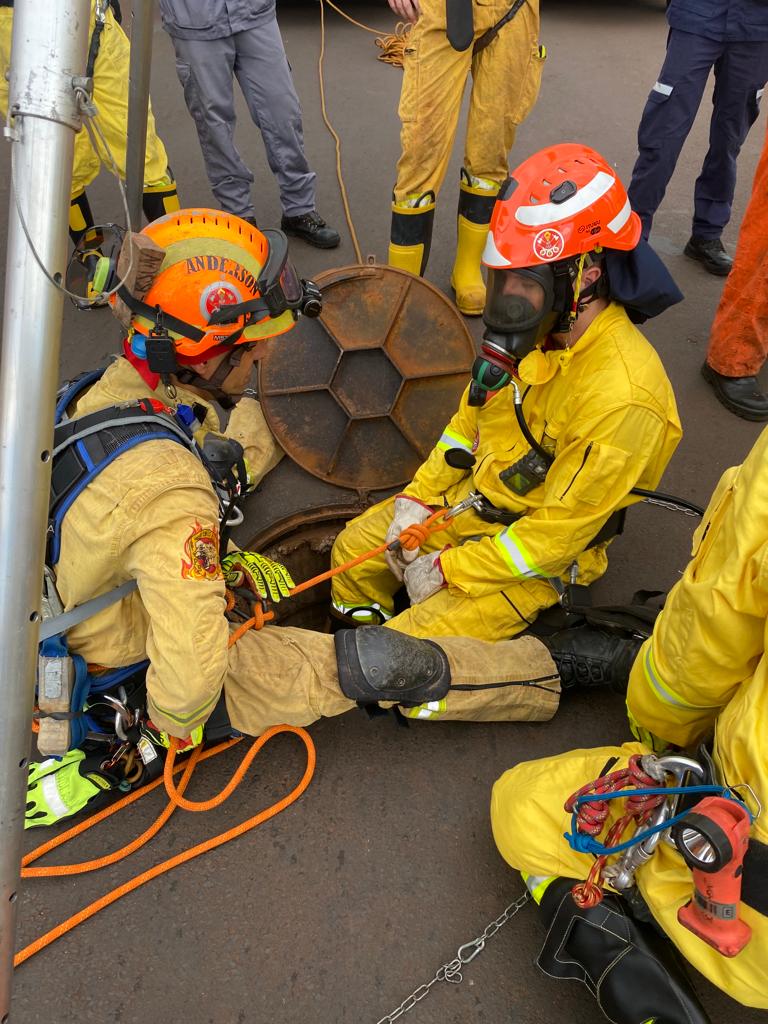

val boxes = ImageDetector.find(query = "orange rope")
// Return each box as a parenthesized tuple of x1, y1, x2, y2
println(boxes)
(16, 727, 314, 966)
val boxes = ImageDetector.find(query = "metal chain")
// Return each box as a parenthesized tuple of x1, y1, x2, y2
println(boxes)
(374, 891, 531, 1024)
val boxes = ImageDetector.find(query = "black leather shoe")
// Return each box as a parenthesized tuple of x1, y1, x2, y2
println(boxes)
(546, 625, 642, 694)
(683, 235, 732, 276)
(241, 215, 259, 228)
(281, 211, 340, 249)
(701, 361, 768, 421)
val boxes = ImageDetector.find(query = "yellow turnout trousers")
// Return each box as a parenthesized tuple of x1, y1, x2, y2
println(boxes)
(491, 742, 768, 1009)
(394, 0, 544, 201)
(0, 4, 172, 198)
(225, 630, 560, 732)
(330, 494, 558, 640)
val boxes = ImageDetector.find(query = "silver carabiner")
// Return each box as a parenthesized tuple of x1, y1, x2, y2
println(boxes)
(100, 692, 134, 742)
(457, 939, 485, 965)
(447, 491, 484, 519)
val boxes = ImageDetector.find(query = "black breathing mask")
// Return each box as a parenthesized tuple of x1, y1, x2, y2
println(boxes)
(469, 262, 575, 406)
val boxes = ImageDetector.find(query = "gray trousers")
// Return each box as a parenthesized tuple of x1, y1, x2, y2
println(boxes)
(171, 18, 316, 218)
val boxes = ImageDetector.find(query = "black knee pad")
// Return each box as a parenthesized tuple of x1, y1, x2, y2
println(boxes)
(334, 626, 451, 705)
(536, 879, 711, 1024)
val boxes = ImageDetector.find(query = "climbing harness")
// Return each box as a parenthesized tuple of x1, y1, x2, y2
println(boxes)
(564, 753, 754, 908)
(374, 890, 531, 1023)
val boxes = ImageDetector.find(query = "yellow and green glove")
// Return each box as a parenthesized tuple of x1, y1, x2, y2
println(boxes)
(221, 551, 295, 602)
(25, 750, 119, 828)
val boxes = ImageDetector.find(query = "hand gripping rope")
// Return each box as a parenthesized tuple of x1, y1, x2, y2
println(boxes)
(232, 504, 456, 631)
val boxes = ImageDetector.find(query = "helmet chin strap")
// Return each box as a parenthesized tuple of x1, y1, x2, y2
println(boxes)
(173, 348, 248, 410)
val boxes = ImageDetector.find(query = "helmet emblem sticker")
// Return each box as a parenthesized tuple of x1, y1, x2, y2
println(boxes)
(201, 281, 243, 321)
(532, 228, 565, 262)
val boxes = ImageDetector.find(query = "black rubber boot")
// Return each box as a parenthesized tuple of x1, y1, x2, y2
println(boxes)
(535, 878, 712, 1024)
(683, 236, 732, 276)
(545, 625, 642, 694)
(701, 361, 768, 422)
(281, 211, 340, 249)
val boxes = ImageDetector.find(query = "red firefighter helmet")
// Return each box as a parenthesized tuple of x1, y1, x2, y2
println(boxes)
(483, 143, 642, 270)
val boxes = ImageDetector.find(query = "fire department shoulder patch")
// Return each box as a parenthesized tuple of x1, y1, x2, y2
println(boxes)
(180, 521, 222, 581)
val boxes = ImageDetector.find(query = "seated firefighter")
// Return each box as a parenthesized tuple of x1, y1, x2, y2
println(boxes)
(491, 426, 768, 1021)
(331, 144, 683, 641)
(28, 209, 629, 827)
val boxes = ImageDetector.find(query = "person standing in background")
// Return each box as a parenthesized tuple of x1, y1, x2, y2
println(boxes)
(386, 0, 545, 315)
(158, 0, 340, 248)
(628, 0, 768, 276)
(702, 120, 768, 420)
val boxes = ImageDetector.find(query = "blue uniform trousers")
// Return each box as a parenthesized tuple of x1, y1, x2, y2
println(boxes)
(629, 28, 768, 239)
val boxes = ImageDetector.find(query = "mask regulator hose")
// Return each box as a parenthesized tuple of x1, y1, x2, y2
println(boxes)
(510, 380, 705, 518)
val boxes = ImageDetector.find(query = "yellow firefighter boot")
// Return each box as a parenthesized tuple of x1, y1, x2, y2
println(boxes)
(388, 191, 436, 277)
(450, 170, 500, 316)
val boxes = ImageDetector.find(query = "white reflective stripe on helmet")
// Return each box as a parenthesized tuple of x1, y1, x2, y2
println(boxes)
(482, 229, 513, 269)
(607, 198, 632, 236)
(514, 171, 616, 229)
(40, 773, 71, 820)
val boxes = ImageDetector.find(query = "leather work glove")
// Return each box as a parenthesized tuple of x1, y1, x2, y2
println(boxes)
(25, 750, 120, 828)
(221, 551, 295, 602)
(384, 495, 434, 581)
(403, 550, 446, 605)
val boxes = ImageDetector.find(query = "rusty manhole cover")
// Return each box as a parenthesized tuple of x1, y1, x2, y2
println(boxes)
(257, 264, 475, 490)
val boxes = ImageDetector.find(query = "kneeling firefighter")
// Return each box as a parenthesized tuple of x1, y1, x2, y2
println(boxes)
(491, 427, 768, 1020)
(29, 207, 598, 827)
(333, 144, 684, 660)
(0, 0, 179, 244)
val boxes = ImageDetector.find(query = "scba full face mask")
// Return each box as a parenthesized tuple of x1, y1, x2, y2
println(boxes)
(469, 264, 565, 406)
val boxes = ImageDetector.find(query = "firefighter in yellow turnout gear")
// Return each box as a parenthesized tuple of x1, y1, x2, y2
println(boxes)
(336, 145, 682, 642)
(491, 428, 768, 1019)
(0, 0, 179, 242)
(387, 0, 545, 315)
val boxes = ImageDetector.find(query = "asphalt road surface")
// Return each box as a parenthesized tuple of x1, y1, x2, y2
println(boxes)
(2, 1, 767, 1021)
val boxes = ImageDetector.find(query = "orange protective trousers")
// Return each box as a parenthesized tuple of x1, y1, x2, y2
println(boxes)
(706, 119, 768, 377)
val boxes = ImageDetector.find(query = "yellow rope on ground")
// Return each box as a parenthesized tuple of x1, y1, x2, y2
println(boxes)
(316, 0, 410, 260)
